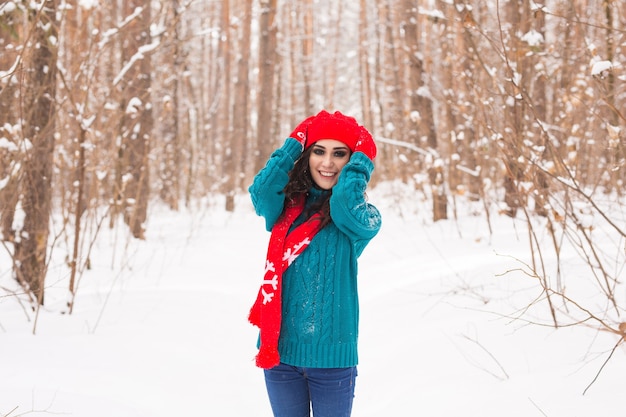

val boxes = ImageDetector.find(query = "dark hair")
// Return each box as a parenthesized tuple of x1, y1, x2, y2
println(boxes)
(283, 146, 333, 229)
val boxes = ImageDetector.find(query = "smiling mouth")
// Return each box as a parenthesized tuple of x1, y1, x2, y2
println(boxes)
(319, 171, 336, 178)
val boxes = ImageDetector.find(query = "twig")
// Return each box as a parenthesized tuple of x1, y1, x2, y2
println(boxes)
(0, 285, 32, 323)
(528, 397, 549, 417)
(459, 333, 509, 380)
(2, 406, 19, 417)
(582, 339, 622, 395)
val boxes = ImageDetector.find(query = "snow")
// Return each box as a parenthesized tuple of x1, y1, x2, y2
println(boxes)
(521, 29, 544, 47)
(78, 0, 99, 10)
(591, 60, 613, 76)
(1, 186, 624, 416)
(0, 2, 17, 15)
(0, 138, 18, 152)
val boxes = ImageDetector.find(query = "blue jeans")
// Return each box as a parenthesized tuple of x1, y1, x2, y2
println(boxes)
(264, 362, 357, 417)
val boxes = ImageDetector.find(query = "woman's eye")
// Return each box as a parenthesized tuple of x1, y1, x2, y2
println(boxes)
(313, 149, 325, 155)
(334, 151, 348, 158)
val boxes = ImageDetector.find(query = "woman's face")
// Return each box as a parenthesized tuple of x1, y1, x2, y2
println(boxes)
(308, 139, 351, 190)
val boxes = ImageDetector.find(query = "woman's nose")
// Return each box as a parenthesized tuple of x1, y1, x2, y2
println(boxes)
(321, 154, 334, 167)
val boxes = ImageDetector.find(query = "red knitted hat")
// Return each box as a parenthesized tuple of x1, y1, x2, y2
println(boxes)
(305, 110, 361, 152)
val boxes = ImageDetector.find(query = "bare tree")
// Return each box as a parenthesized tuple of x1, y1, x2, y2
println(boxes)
(0, 2, 23, 242)
(404, 0, 446, 221)
(443, 0, 482, 206)
(156, 0, 184, 211)
(254, 0, 278, 173)
(215, 0, 232, 201)
(300, 0, 314, 115)
(358, 0, 374, 132)
(112, 0, 154, 239)
(225, 0, 252, 211)
(12, 0, 59, 305)
(597, 0, 625, 193)
(378, 0, 406, 181)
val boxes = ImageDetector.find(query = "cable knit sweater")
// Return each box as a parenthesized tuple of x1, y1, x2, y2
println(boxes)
(249, 138, 382, 368)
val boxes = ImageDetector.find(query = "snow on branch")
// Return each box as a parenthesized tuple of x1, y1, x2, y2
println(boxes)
(0, 56, 21, 87)
(97, 6, 145, 49)
(376, 136, 434, 158)
(590, 60, 613, 77)
(113, 40, 160, 87)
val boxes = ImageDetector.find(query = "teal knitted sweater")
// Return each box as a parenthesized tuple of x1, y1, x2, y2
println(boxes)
(249, 138, 382, 368)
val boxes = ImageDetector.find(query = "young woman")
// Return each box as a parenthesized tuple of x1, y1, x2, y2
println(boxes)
(248, 110, 381, 417)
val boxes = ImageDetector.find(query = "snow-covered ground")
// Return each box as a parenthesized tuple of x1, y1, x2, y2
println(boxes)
(1, 184, 624, 416)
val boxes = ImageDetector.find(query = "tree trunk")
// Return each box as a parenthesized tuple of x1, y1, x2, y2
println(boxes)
(445, 0, 481, 202)
(217, 0, 232, 206)
(403, 0, 446, 221)
(115, 0, 154, 239)
(323, 1, 342, 110)
(0, 4, 22, 242)
(225, 0, 252, 212)
(529, 6, 550, 217)
(255, 0, 278, 173)
(358, 0, 374, 132)
(301, 0, 314, 115)
(601, 0, 624, 194)
(501, 0, 526, 217)
(14, 0, 59, 305)
(158, 0, 182, 211)
(380, 0, 405, 181)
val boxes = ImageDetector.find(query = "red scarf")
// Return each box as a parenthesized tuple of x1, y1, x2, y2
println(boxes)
(248, 195, 323, 369)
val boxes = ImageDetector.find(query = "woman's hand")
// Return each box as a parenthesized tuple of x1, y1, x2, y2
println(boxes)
(354, 126, 377, 160)
(289, 116, 316, 147)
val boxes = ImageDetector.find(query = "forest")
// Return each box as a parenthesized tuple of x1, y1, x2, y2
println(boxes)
(0, 0, 625, 351)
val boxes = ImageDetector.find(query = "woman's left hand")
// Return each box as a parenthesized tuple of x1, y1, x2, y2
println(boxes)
(354, 126, 377, 160)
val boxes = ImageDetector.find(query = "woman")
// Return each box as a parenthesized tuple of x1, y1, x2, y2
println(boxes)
(248, 110, 381, 417)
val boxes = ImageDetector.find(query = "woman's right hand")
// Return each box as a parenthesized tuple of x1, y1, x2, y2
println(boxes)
(289, 115, 315, 147)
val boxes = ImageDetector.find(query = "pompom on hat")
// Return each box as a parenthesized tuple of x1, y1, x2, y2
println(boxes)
(305, 110, 377, 160)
